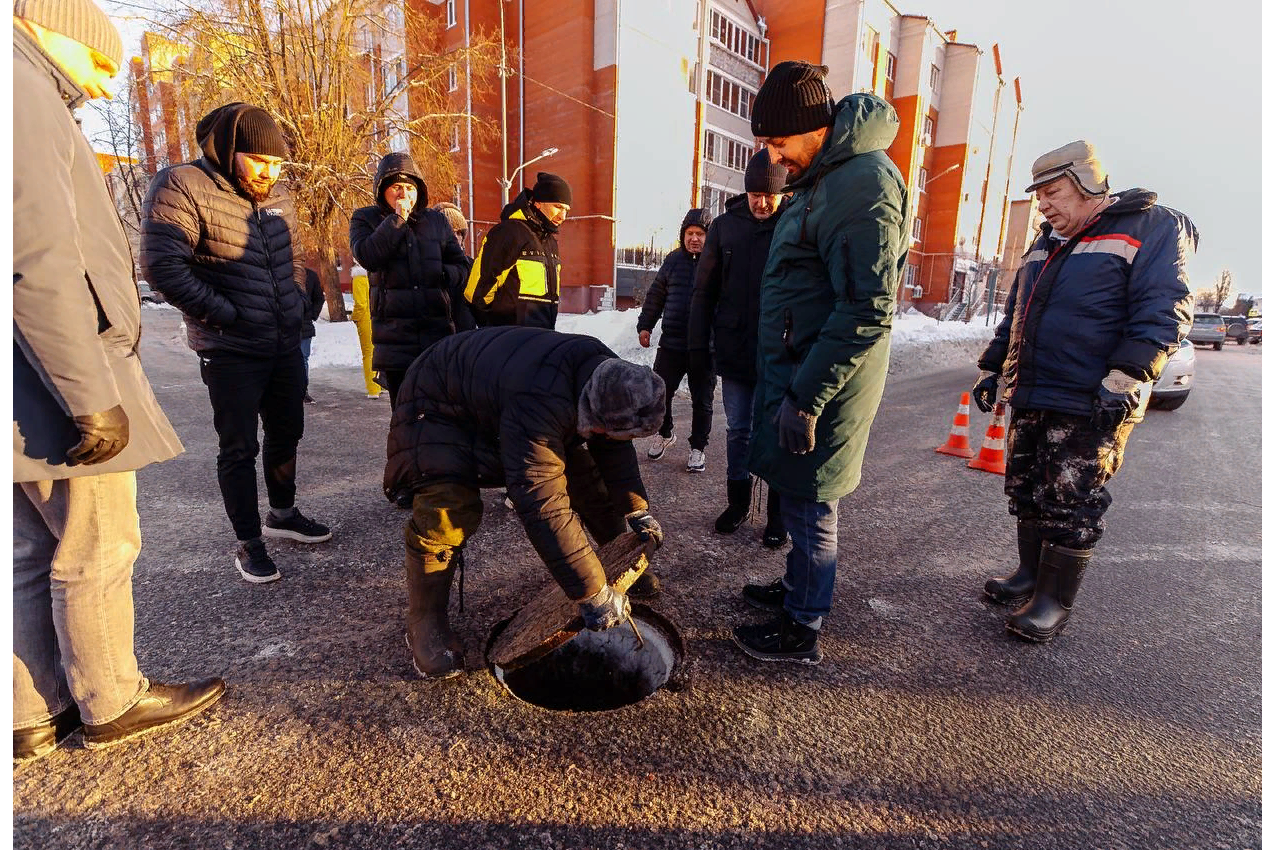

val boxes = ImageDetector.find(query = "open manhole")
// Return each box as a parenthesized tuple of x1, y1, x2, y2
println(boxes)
(486, 606, 684, 712)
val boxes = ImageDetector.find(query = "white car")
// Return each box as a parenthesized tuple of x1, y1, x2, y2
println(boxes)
(1149, 338, 1195, 411)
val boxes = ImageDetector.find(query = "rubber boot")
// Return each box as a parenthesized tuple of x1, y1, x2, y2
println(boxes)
(761, 489, 787, 548)
(404, 547, 464, 678)
(1006, 542, 1091, 643)
(714, 478, 753, 534)
(982, 522, 1042, 605)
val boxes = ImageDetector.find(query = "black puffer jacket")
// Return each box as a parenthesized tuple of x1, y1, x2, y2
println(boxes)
(465, 190, 561, 329)
(385, 327, 650, 600)
(688, 194, 782, 383)
(300, 265, 325, 341)
(349, 153, 473, 370)
(637, 208, 711, 351)
(140, 102, 304, 357)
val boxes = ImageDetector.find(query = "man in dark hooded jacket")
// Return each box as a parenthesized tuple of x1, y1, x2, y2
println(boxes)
(465, 173, 570, 329)
(350, 153, 472, 508)
(689, 150, 789, 546)
(973, 140, 1195, 643)
(141, 103, 331, 585)
(637, 208, 714, 472)
(734, 63, 910, 665)
(383, 328, 667, 679)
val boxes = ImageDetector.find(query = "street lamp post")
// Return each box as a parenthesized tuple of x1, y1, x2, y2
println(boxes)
(500, 148, 559, 206)
(499, 0, 509, 214)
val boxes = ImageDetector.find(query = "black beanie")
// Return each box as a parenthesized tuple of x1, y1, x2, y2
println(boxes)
(532, 172, 572, 206)
(235, 107, 289, 158)
(750, 61, 834, 138)
(744, 148, 789, 194)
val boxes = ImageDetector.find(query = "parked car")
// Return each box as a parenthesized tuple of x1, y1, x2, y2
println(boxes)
(136, 280, 165, 304)
(1188, 313, 1226, 350)
(1149, 338, 1195, 410)
(1225, 317, 1251, 345)
(1247, 317, 1262, 344)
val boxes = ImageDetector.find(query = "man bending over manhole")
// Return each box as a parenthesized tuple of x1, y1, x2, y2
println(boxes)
(384, 327, 668, 678)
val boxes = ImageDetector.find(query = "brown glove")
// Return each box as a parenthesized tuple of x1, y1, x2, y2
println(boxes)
(68, 404, 129, 465)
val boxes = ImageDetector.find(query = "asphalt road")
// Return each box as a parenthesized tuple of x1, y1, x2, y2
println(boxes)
(13, 312, 1262, 850)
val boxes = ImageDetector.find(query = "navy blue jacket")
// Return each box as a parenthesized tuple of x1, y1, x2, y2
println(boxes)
(979, 188, 1196, 416)
(637, 208, 711, 351)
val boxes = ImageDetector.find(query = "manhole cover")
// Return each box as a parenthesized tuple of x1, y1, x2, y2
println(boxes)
(487, 606, 684, 712)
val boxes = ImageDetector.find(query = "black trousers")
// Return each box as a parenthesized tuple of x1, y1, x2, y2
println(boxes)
(652, 347, 716, 451)
(383, 369, 410, 412)
(198, 348, 306, 541)
(1004, 407, 1135, 549)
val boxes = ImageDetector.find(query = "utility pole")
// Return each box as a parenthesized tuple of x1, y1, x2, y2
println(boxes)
(499, 0, 510, 208)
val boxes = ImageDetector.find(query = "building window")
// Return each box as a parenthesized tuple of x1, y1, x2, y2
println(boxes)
(912, 217, 923, 242)
(885, 53, 896, 83)
(450, 126, 459, 152)
(918, 166, 928, 192)
(929, 64, 941, 92)
(706, 70, 756, 120)
(709, 9, 767, 67)
(445, 0, 456, 28)
(454, 183, 461, 207)
(448, 65, 457, 92)
(923, 115, 935, 144)
(704, 130, 752, 172)
(904, 264, 918, 288)
(701, 184, 736, 217)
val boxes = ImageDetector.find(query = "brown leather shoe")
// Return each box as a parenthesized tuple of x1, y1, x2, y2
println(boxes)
(83, 679, 226, 750)
(13, 704, 82, 763)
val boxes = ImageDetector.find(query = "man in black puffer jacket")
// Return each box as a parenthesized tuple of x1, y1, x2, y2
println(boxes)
(637, 208, 714, 472)
(689, 151, 789, 546)
(350, 153, 472, 508)
(384, 328, 667, 679)
(141, 102, 331, 585)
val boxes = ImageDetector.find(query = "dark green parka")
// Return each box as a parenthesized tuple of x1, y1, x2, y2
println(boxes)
(748, 93, 910, 502)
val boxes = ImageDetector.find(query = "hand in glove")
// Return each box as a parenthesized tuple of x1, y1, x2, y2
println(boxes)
(578, 583, 631, 631)
(627, 510, 664, 548)
(1091, 369, 1142, 431)
(972, 372, 999, 414)
(68, 404, 129, 465)
(774, 396, 817, 455)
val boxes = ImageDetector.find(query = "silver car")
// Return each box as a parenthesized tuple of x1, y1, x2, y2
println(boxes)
(1188, 313, 1226, 350)
(1149, 338, 1195, 410)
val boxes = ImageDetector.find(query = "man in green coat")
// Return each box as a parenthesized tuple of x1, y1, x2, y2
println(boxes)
(733, 62, 910, 664)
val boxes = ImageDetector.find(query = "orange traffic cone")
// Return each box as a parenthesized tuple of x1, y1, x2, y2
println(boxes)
(935, 392, 975, 458)
(967, 402, 1008, 475)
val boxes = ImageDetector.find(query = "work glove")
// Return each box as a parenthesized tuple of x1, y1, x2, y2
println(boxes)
(972, 372, 999, 414)
(626, 510, 664, 548)
(774, 396, 817, 455)
(1091, 369, 1142, 431)
(577, 583, 631, 632)
(68, 404, 129, 465)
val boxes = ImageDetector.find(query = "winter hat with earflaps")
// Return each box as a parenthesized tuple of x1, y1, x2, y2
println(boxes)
(1025, 140, 1109, 196)
(14, 0, 123, 69)
(577, 359, 666, 440)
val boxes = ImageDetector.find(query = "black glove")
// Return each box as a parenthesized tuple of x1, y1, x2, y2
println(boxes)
(68, 405, 129, 465)
(1091, 370, 1142, 431)
(627, 510, 664, 547)
(972, 372, 999, 414)
(578, 584, 631, 631)
(774, 396, 817, 455)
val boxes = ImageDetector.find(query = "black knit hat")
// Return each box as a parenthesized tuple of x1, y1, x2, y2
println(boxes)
(532, 172, 572, 206)
(15, 0, 123, 68)
(750, 61, 834, 138)
(235, 107, 289, 158)
(744, 148, 789, 194)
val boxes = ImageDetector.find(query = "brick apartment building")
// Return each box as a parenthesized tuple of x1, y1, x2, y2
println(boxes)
(129, 0, 1025, 313)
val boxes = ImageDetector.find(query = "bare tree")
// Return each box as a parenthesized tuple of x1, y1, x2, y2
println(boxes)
(131, 0, 501, 319)
(1210, 269, 1233, 313)
(86, 86, 153, 264)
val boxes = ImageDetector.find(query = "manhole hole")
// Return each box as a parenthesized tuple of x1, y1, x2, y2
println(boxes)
(487, 607, 684, 712)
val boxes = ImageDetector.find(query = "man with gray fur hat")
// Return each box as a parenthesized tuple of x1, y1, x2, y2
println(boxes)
(384, 327, 667, 679)
(973, 140, 1195, 642)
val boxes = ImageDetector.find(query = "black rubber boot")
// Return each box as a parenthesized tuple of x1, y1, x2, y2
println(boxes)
(983, 522, 1042, 605)
(404, 547, 464, 679)
(761, 489, 787, 548)
(714, 478, 753, 534)
(1007, 543, 1091, 643)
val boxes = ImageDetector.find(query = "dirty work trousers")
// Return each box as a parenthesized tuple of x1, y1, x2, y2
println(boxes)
(1004, 408, 1135, 549)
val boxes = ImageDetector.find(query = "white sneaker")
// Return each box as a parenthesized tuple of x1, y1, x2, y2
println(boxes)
(686, 449, 706, 472)
(646, 434, 676, 460)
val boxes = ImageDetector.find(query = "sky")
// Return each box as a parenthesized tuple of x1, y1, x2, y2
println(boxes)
(912, 0, 1257, 299)
(90, 0, 1257, 299)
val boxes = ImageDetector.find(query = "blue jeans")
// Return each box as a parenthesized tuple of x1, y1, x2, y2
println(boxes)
(720, 378, 755, 481)
(778, 494, 840, 630)
(12, 474, 148, 727)
(300, 337, 312, 387)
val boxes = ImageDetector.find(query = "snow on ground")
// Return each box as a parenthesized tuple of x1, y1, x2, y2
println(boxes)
(304, 306, 998, 379)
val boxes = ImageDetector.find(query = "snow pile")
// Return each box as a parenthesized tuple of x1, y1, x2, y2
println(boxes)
(303, 307, 998, 378)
